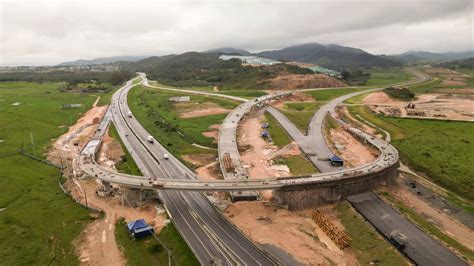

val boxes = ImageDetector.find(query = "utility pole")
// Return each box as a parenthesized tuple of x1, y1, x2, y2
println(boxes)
(30, 132, 36, 157)
(83, 187, 88, 208)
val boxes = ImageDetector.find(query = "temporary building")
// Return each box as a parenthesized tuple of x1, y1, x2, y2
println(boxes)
(330, 155, 344, 167)
(127, 219, 154, 238)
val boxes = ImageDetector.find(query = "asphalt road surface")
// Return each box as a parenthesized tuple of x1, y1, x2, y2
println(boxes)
(110, 76, 276, 265)
(347, 192, 467, 266)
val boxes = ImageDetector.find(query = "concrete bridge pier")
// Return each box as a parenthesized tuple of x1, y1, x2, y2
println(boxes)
(273, 165, 399, 210)
(121, 187, 155, 207)
(101, 181, 113, 192)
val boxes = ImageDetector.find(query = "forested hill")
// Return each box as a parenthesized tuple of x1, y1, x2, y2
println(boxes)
(256, 43, 399, 69)
(122, 52, 313, 89)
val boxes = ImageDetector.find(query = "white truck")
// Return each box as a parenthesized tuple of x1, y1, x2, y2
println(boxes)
(127, 111, 133, 118)
(147, 135, 154, 143)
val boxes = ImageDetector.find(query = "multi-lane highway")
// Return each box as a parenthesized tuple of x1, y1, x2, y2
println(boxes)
(84, 76, 277, 265)
(78, 69, 467, 265)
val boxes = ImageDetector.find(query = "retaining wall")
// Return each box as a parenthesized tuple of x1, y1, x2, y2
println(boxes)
(273, 162, 399, 210)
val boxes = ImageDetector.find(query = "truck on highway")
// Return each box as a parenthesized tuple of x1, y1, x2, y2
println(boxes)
(127, 111, 133, 118)
(147, 135, 154, 143)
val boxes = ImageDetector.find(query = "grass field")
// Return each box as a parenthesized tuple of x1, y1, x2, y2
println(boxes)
(0, 82, 97, 264)
(408, 78, 443, 94)
(128, 86, 239, 160)
(263, 112, 317, 175)
(276, 88, 362, 133)
(348, 106, 474, 201)
(366, 68, 415, 86)
(115, 219, 199, 266)
(274, 155, 317, 175)
(216, 90, 267, 99)
(279, 109, 315, 134)
(380, 192, 474, 261)
(146, 81, 267, 99)
(108, 123, 142, 176)
(264, 112, 292, 148)
(336, 202, 407, 265)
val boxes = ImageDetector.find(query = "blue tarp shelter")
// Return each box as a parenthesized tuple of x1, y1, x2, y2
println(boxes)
(127, 219, 154, 238)
(330, 155, 344, 167)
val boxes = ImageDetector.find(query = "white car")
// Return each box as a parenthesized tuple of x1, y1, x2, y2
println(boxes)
(163, 154, 169, 159)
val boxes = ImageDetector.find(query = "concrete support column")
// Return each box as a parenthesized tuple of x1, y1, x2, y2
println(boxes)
(122, 187, 155, 207)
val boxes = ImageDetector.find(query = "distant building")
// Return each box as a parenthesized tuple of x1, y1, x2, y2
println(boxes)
(127, 219, 154, 238)
(169, 96, 190, 102)
(62, 103, 82, 109)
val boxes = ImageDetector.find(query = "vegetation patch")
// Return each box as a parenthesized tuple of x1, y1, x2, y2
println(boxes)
(264, 112, 292, 148)
(336, 202, 407, 265)
(366, 68, 414, 86)
(408, 78, 443, 94)
(348, 106, 405, 139)
(284, 102, 322, 111)
(115, 218, 199, 266)
(383, 87, 415, 101)
(274, 155, 317, 175)
(305, 88, 363, 101)
(349, 105, 474, 201)
(279, 109, 315, 134)
(274, 88, 361, 134)
(0, 81, 96, 264)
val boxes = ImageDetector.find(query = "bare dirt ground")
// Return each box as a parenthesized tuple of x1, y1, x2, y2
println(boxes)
(272, 92, 316, 109)
(200, 124, 220, 144)
(285, 61, 317, 68)
(423, 67, 461, 75)
(97, 131, 124, 170)
(437, 88, 474, 94)
(362, 92, 474, 121)
(175, 102, 230, 118)
(328, 127, 378, 167)
(441, 79, 467, 86)
(268, 74, 347, 90)
(47, 97, 107, 165)
(225, 202, 358, 265)
(70, 179, 166, 266)
(180, 107, 230, 118)
(237, 110, 300, 199)
(379, 175, 474, 252)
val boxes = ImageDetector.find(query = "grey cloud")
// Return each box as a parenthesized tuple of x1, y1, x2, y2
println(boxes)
(0, 0, 472, 65)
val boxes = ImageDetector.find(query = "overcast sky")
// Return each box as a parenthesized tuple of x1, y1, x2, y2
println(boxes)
(1, 0, 472, 66)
